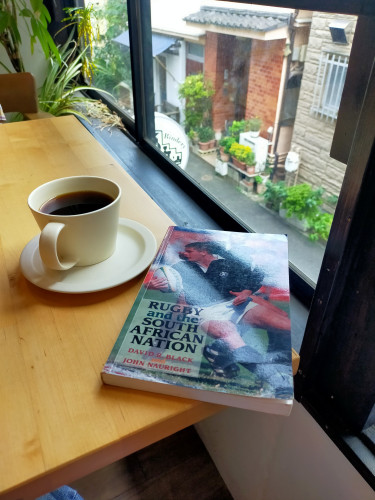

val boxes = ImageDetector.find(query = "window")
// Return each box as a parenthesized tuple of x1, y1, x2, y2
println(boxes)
(79, 0, 375, 488)
(187, 42, 205, 62)
(145, 4, 357, 288)
(311, 52, 349, 121)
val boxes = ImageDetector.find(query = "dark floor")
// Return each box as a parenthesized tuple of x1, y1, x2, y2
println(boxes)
(69, 426, 233, 500)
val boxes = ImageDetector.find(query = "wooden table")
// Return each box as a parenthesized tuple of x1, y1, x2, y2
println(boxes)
(0, 116, 220, 500)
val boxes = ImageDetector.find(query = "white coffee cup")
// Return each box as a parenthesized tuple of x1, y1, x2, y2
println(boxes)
(28, 176, 121, 271)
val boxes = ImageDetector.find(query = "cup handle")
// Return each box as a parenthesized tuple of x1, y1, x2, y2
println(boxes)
(39, 222, 77, 271)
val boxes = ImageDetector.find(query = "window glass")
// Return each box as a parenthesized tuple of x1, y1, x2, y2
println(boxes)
(187, 42, 205, 60)
(90, 0, 134, 118)
(150, 1, 357, 285)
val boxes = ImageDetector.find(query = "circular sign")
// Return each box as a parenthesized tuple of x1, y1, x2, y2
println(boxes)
(155, 112, 189, 170)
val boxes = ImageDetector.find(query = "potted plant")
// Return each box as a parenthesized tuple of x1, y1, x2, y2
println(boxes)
(254, 175, 266, 194)
(197, 126, 215, 151)
(229, 142, 253, 171)
(228, 120, 247, 141)
(178, 73, 214, 133)
(247, 116, 262, 138)
(219, 136, 236, 161)
(263, 181, 287, 211)
(245, 150, 256, 174)
(280, 183, 324, 231)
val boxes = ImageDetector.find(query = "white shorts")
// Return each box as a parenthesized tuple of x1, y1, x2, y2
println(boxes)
(198, 299, 258, 325)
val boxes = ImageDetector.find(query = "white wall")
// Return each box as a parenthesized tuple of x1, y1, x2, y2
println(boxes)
(165, 41, 186, 124)
(196, 401, 375, 500)
(0, 7, 48, 86)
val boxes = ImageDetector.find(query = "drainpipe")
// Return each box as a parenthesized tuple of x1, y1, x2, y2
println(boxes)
(271, 11, 298, 162)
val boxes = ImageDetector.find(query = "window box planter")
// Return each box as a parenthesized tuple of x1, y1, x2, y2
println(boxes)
(232, 156, 246, 170)
(198, 141, 212, 151)
(279, 208, 309, 232)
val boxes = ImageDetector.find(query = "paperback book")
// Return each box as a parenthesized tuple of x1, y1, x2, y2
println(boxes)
(102, 226, 294, 415)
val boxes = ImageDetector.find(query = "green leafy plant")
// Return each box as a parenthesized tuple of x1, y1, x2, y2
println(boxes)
(178, 73, 214, 132)
(307, 212, 333, 242)
(0, 0, 60, 72)
(219, 136, 236, 154)
(254, 175, 263, 184)
(281, 183, 324, 221)
(38, 36, 108, 120)
(197, 126, 214, 143)
(228, 120, 247, 141)
(263, 181, 287, 211)
(247, 116, 262, 132)
(91, 0, 131, 95)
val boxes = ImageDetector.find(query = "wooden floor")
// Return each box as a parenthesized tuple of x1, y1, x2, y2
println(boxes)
(69, 426, 233, 500)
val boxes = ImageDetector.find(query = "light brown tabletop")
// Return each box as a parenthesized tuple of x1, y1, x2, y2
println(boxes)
(0, 116, 220, 500)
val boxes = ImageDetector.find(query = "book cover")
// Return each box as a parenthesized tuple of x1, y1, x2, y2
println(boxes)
(102, 226, 294, 415)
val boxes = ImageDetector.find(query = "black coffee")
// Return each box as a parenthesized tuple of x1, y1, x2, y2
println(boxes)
(40, 190, 114, 216)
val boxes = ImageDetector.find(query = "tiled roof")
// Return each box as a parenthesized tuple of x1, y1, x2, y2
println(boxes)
(184, 6, 290, 32)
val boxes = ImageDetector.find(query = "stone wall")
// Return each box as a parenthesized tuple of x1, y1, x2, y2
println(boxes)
(290, 12, 357, 199)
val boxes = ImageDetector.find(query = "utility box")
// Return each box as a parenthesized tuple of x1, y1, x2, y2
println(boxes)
(239, 132, 269, 172)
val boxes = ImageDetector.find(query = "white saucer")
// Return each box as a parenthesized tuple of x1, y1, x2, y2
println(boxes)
(20, 218, 157, 293)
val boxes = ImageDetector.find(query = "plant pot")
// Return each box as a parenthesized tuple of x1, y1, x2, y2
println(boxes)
(246, 165, 256, 175)
(219, 147, 230, 162)
(232, 156, 246, 171)
(249, 130, 260, 138)
(279, 208, 309, 232)
(209, 139, 216, 149)
(198, 141, 211, 151)
(256, 182, 267, 195)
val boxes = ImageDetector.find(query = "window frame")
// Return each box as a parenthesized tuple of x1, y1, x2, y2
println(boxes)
(311, 51, 349, 121)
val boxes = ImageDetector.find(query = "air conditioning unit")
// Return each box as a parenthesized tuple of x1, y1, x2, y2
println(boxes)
(239, 133, 269, 172)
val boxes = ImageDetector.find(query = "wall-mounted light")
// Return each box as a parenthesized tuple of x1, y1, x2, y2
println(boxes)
(329, 20, 350, 45)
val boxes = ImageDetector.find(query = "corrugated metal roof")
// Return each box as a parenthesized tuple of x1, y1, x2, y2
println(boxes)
(184, 6, 290, 32)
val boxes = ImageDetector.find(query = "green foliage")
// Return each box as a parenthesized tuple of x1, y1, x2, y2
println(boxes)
(247, 116, 262, 132)
(254, 175, 263, 184)
(307, 212, 333, 241)
(228, 120, 247, 142)
(325, 194, 339, 207)
(91, 0, 131, 94)
(197, 126, 214, 143)
(219, 136, 236, 153)
(59, 5, 99, 83)
(281, 183, 324, 221)
(229, 142, 255, 165)
(178, 73, 214, 131)
(263, 181, 287, 211)
(38, 37, 108, 120)
(227, 117, 262, 140)
(0, 0, 60, 72)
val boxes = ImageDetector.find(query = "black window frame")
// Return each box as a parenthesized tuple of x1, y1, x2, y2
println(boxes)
(78, 0, 375, 489)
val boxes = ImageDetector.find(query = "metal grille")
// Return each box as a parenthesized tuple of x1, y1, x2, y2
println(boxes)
(311, 52, 349, 122)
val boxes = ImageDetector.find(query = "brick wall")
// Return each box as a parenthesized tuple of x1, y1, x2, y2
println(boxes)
(186, 59, 203, 76)
(246, 38, 285, 137)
